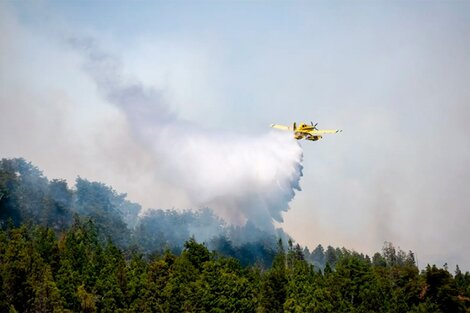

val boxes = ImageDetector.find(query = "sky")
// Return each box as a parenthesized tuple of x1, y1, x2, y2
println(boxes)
(1, 1, 469, 269)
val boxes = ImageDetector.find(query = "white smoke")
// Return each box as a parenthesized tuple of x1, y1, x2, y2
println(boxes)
(73, 38, 303, 232)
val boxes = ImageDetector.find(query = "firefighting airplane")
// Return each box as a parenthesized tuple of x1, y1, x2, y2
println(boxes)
(271, 122, 342, 141)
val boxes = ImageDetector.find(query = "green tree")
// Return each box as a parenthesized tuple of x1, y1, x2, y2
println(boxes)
(331, 254, 382, 312)
(29, 266, 64, 313)
(1, 226, 35, 312)
(195, 257, 255, 312)
(325, 246, 337, 268)
(75, 178, 131, 248)
(94, 242, 127, 312)
(77, 284, 97, 313)
(257, 239, 287, 313)
(423, 264, 465, 312)
(284, 254, 318, 312)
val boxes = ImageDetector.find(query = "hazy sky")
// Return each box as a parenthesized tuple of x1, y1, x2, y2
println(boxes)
(1, 1, 469, 269)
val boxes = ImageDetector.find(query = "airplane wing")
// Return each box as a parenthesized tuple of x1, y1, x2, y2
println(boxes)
(270, 124, 292, 131)
(312, 129, 342, 134)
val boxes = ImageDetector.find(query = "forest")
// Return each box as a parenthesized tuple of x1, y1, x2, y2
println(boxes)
(1, 158, 469, 312)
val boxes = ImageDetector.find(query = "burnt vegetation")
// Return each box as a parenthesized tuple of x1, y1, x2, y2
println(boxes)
(1, 158, 469, 312)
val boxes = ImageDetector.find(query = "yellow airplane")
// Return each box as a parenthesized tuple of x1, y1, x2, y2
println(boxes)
(271, 122, 342, 141)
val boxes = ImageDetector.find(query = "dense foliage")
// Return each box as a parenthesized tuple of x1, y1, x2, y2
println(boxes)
(0, 222, 469, 312)
(1, 158, 469, 312)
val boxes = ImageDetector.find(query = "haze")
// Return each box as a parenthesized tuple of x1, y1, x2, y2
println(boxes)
(0, 1, 469, 270)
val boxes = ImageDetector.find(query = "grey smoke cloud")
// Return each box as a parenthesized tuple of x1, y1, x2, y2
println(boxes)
(71, 38, 304, 232)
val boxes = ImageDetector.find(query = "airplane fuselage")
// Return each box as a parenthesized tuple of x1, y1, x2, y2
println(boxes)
(294, 132, 322, 141)
(270, 122, 341, 142)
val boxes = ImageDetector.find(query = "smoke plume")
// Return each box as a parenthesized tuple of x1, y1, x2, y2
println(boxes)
(71, 38, 303, 232)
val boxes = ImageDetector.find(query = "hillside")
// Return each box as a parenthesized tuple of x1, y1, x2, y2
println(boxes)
(1, 158, 469, 312)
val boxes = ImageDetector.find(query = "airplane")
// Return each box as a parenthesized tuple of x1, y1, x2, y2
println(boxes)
(270, 122, 342, 141)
